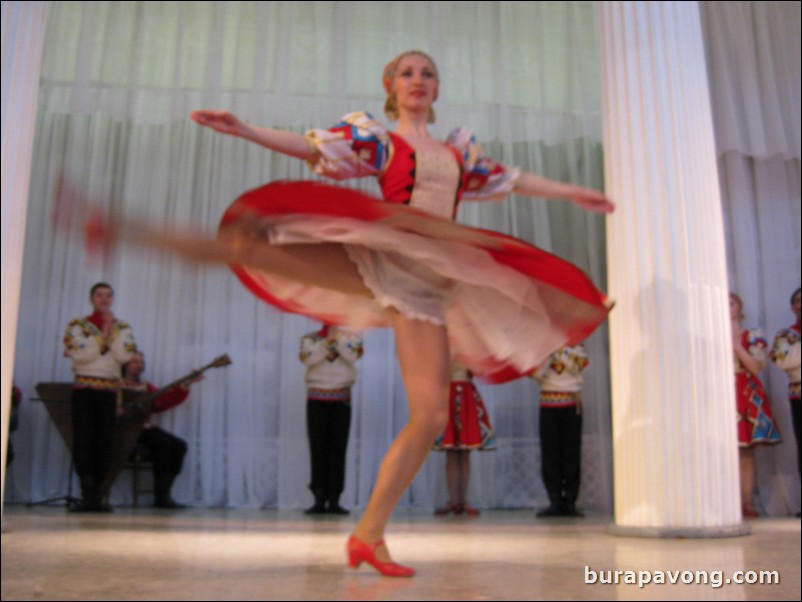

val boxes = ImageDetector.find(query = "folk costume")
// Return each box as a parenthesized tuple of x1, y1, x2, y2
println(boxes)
(531, 345, 588, 516)
(770, 322, 801, 473)
(433, 364, 495, 452)
(122, 378, 190, 509)
(220, 112, 610, 382)
(300, 325, 364, 514)
(735, 329, 781, 447)
(63, 311, 136, 511)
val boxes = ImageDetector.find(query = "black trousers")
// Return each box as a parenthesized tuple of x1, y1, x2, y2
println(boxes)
(539, 405, 583, 507)
(138, 426, 187, 479)
(307, 399, 351, 501)
(791, 398, 801, 476)
(71, 388, 117, 484)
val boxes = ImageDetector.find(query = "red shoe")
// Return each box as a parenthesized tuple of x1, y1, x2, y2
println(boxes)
(742, 504, 759, 518)
(347, 536, 415, 578)
(461, 503, 480, 517)
(434, 502, 462, 516)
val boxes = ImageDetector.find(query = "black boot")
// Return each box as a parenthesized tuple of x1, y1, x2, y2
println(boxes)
(560, 501, 584, 517)
(154, 474, 186, 509)
(68, 476, 96, 512)
(326, 494, 349, 515)
(70, 476, 111, 513)
(536, 505, 562, 517)
(536, 491, 563, 518)
(69, 499, 97, 513)
(304, 489, 326, 515)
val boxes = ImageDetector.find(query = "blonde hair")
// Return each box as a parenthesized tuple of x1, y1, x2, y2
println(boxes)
(382, 50, 439, 123)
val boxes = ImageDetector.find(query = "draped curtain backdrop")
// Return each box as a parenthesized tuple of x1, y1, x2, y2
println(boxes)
(700, 1, 802, 515)
(7, 1, 799, 515)
(8, 0, 612, 511)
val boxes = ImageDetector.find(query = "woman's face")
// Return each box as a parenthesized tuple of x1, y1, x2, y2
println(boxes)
(792, 290, 801, 320)
(392, 54, 438, 114)
(729, 295, 742, 322)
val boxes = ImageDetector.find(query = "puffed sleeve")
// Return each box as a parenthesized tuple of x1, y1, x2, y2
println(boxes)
(63, 318, 103, 365)
(336, 330, 364, 364)
(305, 111, 391, 180)
(151, 382, 190, 414)
(446, 128, 521, 201)
(746, 329, 769, 370)
(563, 345, 589, 375)
(299, 334, 327, 366)
(108, 321, 137, 365)
(770, 328, 801, 372)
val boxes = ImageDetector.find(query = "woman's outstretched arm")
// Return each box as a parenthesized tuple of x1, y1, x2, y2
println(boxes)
(190, 110, 315, 160)
(515, 172, 615, 214)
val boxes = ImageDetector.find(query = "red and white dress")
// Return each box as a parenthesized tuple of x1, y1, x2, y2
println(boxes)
(221, 112, 610, 382)
(433, 364, 496, 451)
(735, 328, 781, 447)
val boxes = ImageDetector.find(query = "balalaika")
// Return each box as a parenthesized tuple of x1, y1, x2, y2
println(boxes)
(120, 353, 232, 421)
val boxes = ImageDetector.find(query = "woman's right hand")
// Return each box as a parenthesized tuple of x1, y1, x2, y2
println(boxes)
(190, 110, 245, 137)
(191, 110, 314, 158)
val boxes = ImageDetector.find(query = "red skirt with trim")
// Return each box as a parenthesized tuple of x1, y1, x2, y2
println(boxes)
(736, 372, 781, 447)
(433, 381, 496, 451)
(220, 181, 611, 383)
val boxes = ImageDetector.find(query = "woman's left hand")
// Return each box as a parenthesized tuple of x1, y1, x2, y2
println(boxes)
(570, 188, 616, 214)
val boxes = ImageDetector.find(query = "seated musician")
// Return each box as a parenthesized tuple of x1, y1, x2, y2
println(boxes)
(122, 351, 201, 509)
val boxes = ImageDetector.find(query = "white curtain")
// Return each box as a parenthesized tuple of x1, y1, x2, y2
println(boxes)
(8, 1, 800, 517)
(701, 1, 802, 515)
(8, 0, 613, 511)
(1, 0, 48, 513)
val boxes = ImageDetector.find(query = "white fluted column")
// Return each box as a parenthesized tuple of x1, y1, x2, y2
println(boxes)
(599, 1, 746, 536)
(1, 1, 47, 514)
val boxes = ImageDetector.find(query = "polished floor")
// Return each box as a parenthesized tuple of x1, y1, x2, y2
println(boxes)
(1, 505, 799, 601)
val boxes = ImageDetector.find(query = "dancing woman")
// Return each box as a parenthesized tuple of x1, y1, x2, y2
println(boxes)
(67, 50, 613, 576)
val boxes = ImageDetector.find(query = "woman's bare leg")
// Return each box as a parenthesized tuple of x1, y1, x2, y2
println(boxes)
(445, 451, 461, 505)
(114, 216, 373, 298)
(457, 450, 471, 505)
(739, 448, 756, 509)
(56, 174, 370, 296)
(351, 312, 450, 562)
